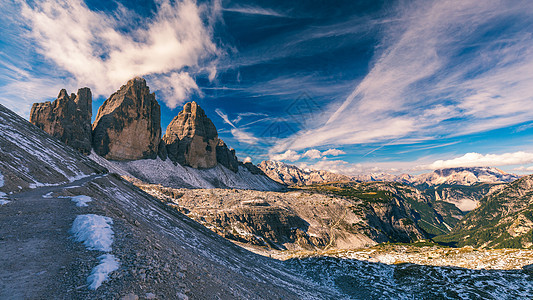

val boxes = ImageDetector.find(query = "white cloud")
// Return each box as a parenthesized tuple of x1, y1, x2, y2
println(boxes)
(513, 166, 533, 172)
(215, 109, 235, 128)
(302, 149, 322, 159)
(19, 0, 219, 109)
(272, 0, 533, 152)
(420, 152, 533, 170)
(323, 149, 346, 156)
(230, 128, 259, 145)
(243, 156, 252, 163)
(216, 108, 259, 145)
(222, 5, 286, 17)
(150, 72, 201, 109)
(270, 150, 301, 162)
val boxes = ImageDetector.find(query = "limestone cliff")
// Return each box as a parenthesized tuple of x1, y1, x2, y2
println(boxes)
(92, 77, 161, 160)
(30, 88, 93, 154)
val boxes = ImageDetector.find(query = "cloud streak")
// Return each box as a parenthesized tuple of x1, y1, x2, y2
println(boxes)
(273, 0, 533, 152)
(215, 108, 259, 145)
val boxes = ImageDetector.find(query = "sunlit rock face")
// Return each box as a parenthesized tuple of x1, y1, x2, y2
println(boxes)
(162, 101, 240, 172)
(92, 77, 161, 160)
(30, 87, 93, 154)
(163, 101, 218, 169)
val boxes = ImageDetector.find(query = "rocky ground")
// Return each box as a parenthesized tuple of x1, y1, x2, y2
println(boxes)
(273, 243, 533, 270)
(136, 181, 461, 252)
(1, 173, 335, 299)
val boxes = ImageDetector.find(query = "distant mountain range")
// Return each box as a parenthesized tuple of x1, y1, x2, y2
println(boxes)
(258, 160, 520, 187)
(258, 160, 520, 212)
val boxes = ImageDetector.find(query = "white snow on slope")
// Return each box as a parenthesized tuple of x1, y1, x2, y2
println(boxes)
(29, 174, 93, 189)
(71, 214, 119, 290)
(0, 105, 101, 190)
(89, 152, 283, 191)
(70, 195, 93, 207)
(71, 214, 114, 252)
(87, 254, 120, 290)
(0, 171, 6, 204)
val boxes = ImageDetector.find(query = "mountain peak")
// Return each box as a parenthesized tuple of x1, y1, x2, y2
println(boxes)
(163, 101, 218, 168)
(30, 88, 93, 154)
(92, 77, 161, 160)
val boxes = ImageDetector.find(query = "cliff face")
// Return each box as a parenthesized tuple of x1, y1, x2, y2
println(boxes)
(162, 101, 240, 172)
(30, 88, 93, 154)
(162, 101, 218, 168)
(92, 77, 161, 160)
(29, 78, 248, 174)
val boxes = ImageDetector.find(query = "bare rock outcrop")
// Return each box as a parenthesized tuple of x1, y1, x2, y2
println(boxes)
(92, 77, 161, 160)
(163, 101, 240, 172)
(30, 88, 93, 154)
(216, 139, 239, 172)
(163, 101, 218, 168)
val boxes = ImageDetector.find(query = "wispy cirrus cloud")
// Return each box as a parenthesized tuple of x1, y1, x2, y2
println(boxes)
(17, 0, 220, 110)
(273, 0, 533, 153)
(222, 5, 287, 17)
(215, 108, 259, 145)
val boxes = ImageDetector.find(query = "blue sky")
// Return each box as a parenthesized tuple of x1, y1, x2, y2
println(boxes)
(2, 0, 533, 175)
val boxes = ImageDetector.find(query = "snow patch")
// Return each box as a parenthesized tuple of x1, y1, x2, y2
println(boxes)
(42, 192, 53, 198)
(90, 152, 284, 191)
(71, 214, 114, 252)
(71, 195, 93, 207)
(29, 173, 93, 189)
(87, 254, 120, 290)
(0, 199, 10, 206)
(0, 170, 4, 187)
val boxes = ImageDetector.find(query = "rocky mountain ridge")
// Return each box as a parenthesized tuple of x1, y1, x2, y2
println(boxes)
(30, 88, 93, 154)
(260, 160, 519, 187)
(29, 77, 277, 190)
(258, 160, 352, 186)
(410, 167, 519, 187)
(139, 179, 468, 252)
(260, 161, 519, 211)
(436, 174, 533, 249)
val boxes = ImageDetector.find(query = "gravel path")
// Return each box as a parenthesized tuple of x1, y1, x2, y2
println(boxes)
(0, 175, 101, 299)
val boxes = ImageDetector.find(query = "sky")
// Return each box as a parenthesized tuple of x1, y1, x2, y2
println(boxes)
(1, 0, 533, 175)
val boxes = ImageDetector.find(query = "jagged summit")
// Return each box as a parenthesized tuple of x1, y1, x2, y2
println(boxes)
(92, 77, 161, 161)
(258, 160, 351, 186)
(162, 101, 240, 172)
(163, 101, 219, 168)
(28, 77, 279, 190)
(412, 166, 520, 187)
(30, 87, 92, 154)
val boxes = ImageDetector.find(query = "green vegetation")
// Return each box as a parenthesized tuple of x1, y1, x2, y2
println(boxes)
(434, 176, 533, 249)
(305, 183, 395, 204)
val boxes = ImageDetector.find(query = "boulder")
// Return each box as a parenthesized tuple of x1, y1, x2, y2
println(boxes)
(92, 77, 161, 160)
(30, 88, 92, 154)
